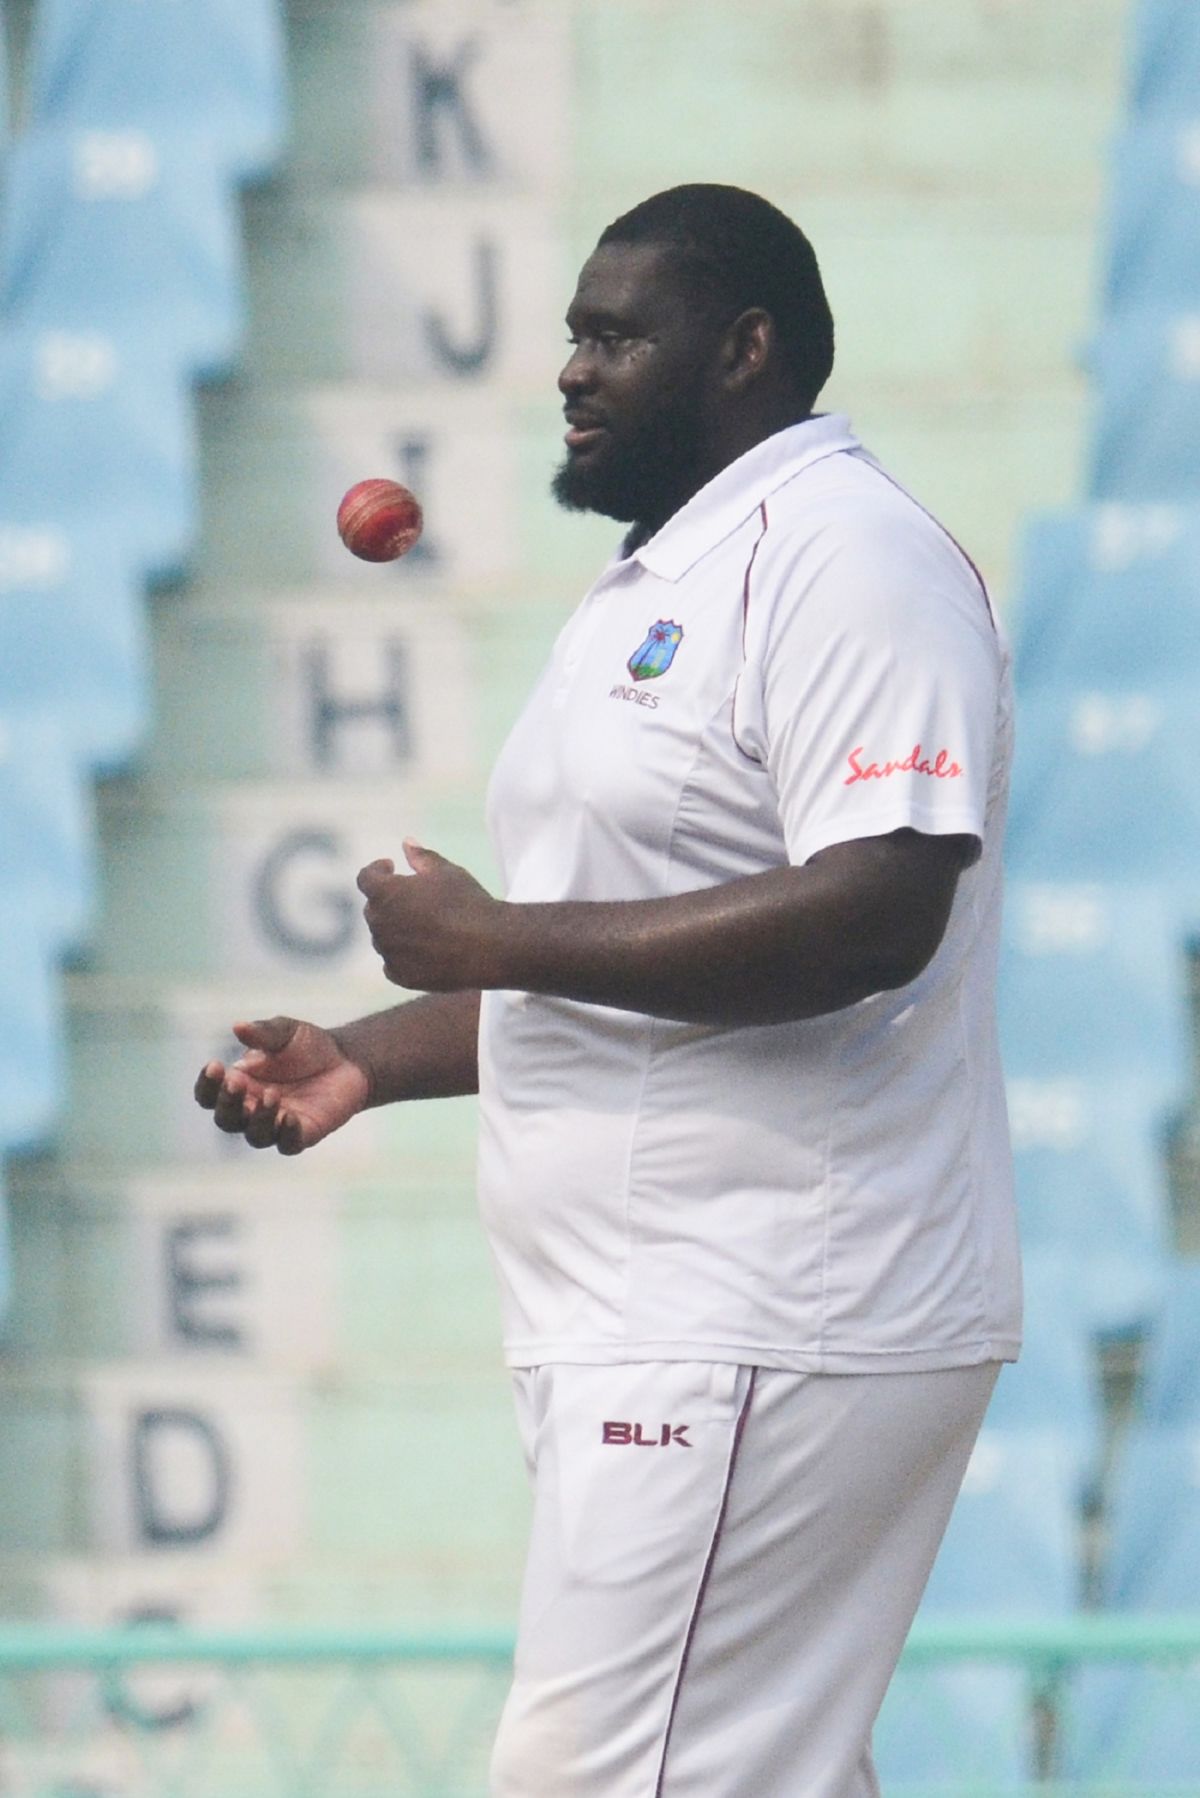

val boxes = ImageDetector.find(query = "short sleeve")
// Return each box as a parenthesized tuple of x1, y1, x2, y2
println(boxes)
(736, 514, 1003, 868)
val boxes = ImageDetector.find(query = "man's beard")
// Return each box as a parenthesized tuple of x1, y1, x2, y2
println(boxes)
(552, 390, 709, 528)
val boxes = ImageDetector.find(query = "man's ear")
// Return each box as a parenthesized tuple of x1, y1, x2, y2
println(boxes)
(721, 307, 774, 394)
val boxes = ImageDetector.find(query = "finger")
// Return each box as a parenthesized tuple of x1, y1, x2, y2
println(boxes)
(356, 859, 396, 900)
(232, 1016, 301, 1061)
(277, 1111, 307, 1157)
(244, 1094, 283, 1150)
(212, 1072, 254, 1134)
(194, 1060, 226, 1109)
(402, 838, 446, 875)
(212, 1094, 249, 1134)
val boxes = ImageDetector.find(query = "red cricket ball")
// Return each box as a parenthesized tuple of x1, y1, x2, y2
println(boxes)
(336, 479, 424, 563)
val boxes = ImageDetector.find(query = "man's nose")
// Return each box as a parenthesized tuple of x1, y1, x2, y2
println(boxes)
(558, 343, 595, 396)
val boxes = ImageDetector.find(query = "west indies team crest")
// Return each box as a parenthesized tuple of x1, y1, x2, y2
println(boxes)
(628, 620, 684, 683)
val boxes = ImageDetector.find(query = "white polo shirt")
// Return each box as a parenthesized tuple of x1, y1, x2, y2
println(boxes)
(478, 414, 1020, 1374)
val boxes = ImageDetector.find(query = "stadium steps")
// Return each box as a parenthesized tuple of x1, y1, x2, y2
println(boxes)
(236, 180, 1096, 393)
(0, 1361, 524, 1607)
(4, 1164, 497, 1373)
(141, 587, 561, 784)
(53, 972, 477, 1172)
(1, 0, 1143, 1691)
(188, 376, 609, 593)
(268, 0, 1129, 599)
(87, 778, 494, 979)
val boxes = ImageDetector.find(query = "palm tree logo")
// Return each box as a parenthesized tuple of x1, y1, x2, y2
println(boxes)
(627, 620, 684, 683)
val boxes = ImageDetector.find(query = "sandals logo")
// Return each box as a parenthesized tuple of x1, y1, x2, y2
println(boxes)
(844, 743, 964, 786)
(627, 619, 684, 682)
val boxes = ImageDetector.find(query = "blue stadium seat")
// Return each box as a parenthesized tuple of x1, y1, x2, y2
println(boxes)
(27, 0, 288, 186)
(1103, 120, 1200, 318)
(921, 1430, 1083, 1617)
(1059, 1426, 1200, 1783)
(1012, 504, 1200, 693)
(0, 127, 245, 381)
(1060, 1660, 1200, 1788)
(1006, 682, 1200, 926)
(985, 1253, 1105, 1498)
(1102, 1427, 1200, 1610)
(874, 1664, 1034, 1791)
(1088, 313, 1200, 502)
(0, 326, 198, 581)
(0, 704, 96, 956)
(0, 860, 68, 1155)
(0, 518, 148, 773)
(999, 880, 1189, 1100)
(1133, 1262, 1200, 1429)
(1007, 1074, 1171, 1337)
(0, 1158, 9, 1324)
(875, 1429, 1078, 1789)
(1128, 0, 1200, 117)
(0, 17, 8, 175)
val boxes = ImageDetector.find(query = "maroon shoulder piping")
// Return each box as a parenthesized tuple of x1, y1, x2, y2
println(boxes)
(862, 461, 998, 634)
(730, 502, 770, 764)
(741, 499, 769, 654)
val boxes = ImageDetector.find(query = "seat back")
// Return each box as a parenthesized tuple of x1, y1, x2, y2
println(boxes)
(0, 127, 244, 380)
(1089, 313, 1200, 502)
(0, 325, 198, 579)
(1134, 1262, 1200, 1429)
(1008, 1074, 1171, 1336)
(1103, 120, 1200, 316)
(1013, 504, 1200, 692)
(27, 0, 287, 183)
(1128, 0, 1200, 116)
(0, 517, 147, 772)
(1006, 680, 1200, 918)
(999, 879, 1189, 1096)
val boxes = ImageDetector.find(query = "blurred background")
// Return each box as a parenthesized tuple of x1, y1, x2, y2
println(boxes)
(2, 0, 1199, 1791)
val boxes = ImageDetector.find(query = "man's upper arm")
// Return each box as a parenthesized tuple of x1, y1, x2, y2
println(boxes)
(805, 827, 976, 989)
(745, 515, 1003, 874)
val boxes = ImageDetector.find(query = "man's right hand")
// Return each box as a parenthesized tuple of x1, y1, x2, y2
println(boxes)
(194, 1016, 371, 1156)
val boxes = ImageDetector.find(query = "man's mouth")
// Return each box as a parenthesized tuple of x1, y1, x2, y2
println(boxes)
(564, 414, 608, 450)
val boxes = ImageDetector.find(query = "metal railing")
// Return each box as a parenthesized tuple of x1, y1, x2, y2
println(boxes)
(0, 1617, 1197, 1795)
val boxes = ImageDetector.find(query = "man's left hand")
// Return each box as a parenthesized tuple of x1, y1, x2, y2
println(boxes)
(357, 842, 502, 991)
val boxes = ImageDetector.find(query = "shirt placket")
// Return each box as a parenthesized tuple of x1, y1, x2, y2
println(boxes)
(552, 566, 635, 709)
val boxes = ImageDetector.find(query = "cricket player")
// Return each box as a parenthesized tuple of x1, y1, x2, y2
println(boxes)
(197, 184, 1019, 1797)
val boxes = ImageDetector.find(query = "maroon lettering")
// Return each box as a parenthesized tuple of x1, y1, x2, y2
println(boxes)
(608, 684, 660, 710)
(601, 1421, 693, 1447)
(843, 742, 963, 787)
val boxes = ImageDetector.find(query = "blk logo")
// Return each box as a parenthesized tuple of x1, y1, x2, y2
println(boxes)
(602, 1421, 692, 1448)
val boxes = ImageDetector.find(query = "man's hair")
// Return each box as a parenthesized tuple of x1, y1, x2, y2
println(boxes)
(597, 184, 835, 410)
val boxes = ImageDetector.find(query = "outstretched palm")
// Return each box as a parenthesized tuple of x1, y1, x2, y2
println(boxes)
(194, 1016, 370, 1155)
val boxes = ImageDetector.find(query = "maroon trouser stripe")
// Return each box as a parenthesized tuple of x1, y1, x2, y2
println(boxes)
(653, 1367, 759, 1797)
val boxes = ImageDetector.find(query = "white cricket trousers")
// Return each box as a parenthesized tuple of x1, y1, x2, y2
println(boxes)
(490, 1359, 999, 1798)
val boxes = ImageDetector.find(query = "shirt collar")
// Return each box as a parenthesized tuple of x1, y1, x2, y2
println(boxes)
(625, 413, 860, 584)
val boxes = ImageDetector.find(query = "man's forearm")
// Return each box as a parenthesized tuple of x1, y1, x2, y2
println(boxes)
(491, 874, 882, 1026)
(484, 837, 962, 1027)
(331, 990, 481, 1106)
